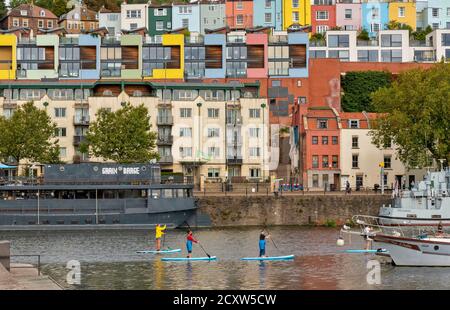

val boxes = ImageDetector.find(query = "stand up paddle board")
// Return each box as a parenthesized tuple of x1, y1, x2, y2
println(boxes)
(241, 255, 295, 261)
(136, 249, 182, 254)
(343, 249, 387, 254)
(161, 256, 217, 261)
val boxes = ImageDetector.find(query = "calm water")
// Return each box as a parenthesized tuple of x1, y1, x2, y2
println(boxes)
(2, 226, 450, 290)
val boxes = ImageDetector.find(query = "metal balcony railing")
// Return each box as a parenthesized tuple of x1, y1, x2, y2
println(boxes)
(73, 115, 90, 125)
(157, 115, 173, 125)
(158, 155, 173, 163)
(157, 135, 173, 144)
(73, 135, 87, 146)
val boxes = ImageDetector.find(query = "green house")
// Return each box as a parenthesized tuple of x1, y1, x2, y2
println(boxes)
(148, 4, 172, 37)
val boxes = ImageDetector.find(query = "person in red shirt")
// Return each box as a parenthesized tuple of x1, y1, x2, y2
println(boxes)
(186, 230, 199, 258)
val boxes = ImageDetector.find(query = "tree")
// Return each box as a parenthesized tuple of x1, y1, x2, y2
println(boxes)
(0, 0, 7, 20)
(412, 25, 433, 41)
(357, 29, 370, 41)
(370, 63, 450, 169)
(9, 0, 28, 8)
(0, 102, 60, 167)
(81, 103, 159, 163)
(386, 20, 413, 33)
(341, 71, 392, 112)
(34, 0, 71, 17)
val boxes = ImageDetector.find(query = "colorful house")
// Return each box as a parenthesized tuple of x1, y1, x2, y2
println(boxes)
(253, 0, 282, 30)
(226, 0, 254, 30)
(148, 4, 172, 37)
(0, 34, 16, 80)
(200, 0, 226, 34)
(121, 2, 148, 32)
(335, 1, 361, 31)
(172, 2, 200, 33)
(98, 6, 121, 37)
(311, 2, 337, 34)
(418, 0, 450, 30)
(388, 0, 416, 30)
(282, 0, 311, 30)
(58, 2, 99, 34)
(361, 1, 389, 37)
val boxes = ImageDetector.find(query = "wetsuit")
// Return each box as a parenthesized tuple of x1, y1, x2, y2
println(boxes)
(186, 233, 198, 254)
(259, 233, 266, 257)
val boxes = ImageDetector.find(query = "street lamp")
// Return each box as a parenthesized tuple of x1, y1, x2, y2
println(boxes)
(261, 103, 266, 183)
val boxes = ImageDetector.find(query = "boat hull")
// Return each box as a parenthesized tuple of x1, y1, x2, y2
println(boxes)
(379, 207, 450, 226)
(374, 234, 450, 266)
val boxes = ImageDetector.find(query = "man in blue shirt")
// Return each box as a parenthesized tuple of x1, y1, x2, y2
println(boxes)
(259, 230, 270, 257)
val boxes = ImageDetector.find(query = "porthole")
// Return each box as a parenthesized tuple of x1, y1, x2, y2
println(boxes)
(59, 166, 65, 172)
(93, 166, 98, 172)
(142, 166, 147, 171)
(434, 245, 439, 251)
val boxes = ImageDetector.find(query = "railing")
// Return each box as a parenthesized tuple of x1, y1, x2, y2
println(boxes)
(185, 36, 204, 44)
(60, 37, 79, 45)
(410, 40, 430, 47)
(156, 115, 173, 125)
(157, 135, 173, 144)
(356, 40, 379, 47)
(227, 36, 246, 44)
(269, 36, 288, 44)
(18, 38, 36, 45)
(73, 135, 87, 146)
(226, 116, 243, 125)
(143, 36, 163, 44)
(226, 157, 243, 165)
(10, 254, 41, 276)
(73, 116, 90, 125)
(158, 155, 173, 163)
(102, 37, 120, 45)
(309, 40, 326, 47)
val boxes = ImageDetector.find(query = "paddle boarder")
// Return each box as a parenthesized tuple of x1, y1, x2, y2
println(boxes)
(186, 230, 199, 258)
(155, 224, 167, 251)
(259, 230, 270, 257)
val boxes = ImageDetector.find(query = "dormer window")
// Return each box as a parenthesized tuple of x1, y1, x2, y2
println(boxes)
(74, 13, 80, 20)
(349, 119, 360, 129)
(20, 10, 27, 16)
(40, 10, 45, 17)
(318, 119, 328, 129)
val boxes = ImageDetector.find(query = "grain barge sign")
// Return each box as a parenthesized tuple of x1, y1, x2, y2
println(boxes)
(44, 163, 161, 183)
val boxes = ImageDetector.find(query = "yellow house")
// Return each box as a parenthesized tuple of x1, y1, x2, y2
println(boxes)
(389, 1, 416, 30)
(282, 0, 311, 30)
(145, 34, 184, 80)
(0, 34, 16, 80)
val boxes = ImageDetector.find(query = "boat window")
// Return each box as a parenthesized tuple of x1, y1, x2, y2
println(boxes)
(406, 214, 417, 218)
(151, 190, 160, 199)
(163, 189, 173, 198)
(431, 215, 442, 219)
(434, 246, 439, 251)
(176, 189, 184, 198)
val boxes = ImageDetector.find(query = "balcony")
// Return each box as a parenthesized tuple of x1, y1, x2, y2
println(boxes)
(309, 40, 326, 47)
(18, 38, 36, 45)
(158, 99, 172, 106)
(356, 40, 379, 47)
(157, 115, 173, 125)
(143, 36, 163, 44)
(73, 135, 87, 146)
(60, 37, 79, 45)
(227, 157, 243, 165)
(185, 35, 204, 44)
(226, 116, 243, 125)
(158, 155, 173, 164)
(269, 36, 288, 44)
(102, 36, 120, 45)
(157, 135, 173, 145)
(73, 116, 90, 125)
(227, 138, 242, 146)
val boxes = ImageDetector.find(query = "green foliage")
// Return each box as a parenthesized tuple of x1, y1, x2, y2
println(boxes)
(0, 0, 7, 19)
(325, 219, 337, 228)
(357, 29, 370, 41)
(412, 25, 433, 41)
(370, 63, 450, 168)
(35, 0, 71, 17)
(9, 0, 28, 8)
(84, 0, 121, 12)
(386, 20, 413, 33)
(310, 33, 325, 42)
(0, 102, 60, 167)
(341, 71, 392, 112)
(82, 103, 159, 163)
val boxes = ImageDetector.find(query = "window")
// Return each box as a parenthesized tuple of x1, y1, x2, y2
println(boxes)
(316, 11, 329, 21)
(265, 13, 272, 23)
(182, 19, 189, 28)
(59, 147, 67, 158)
(13, 19, 19, 27)
(322, 155, 329, 168)
(236, 15, 243, 25)
(332, 155, 338, 168)
(312, 155, 319, 168)
(352, 136, 359, 148)
(381, 34, 402, 47)
(178, 6, 192, 14)
(47, 20, 53, 28)
(237, 0, 243, 9)
(384, 155, 392, 169)
(20, 10, 27, 16)
(156, 21, 164, 31)
(349, 119, 359, 129)
(322, 136, 328, 145)
(345, 9, 352, 19)
(38, 20, 44, 28)
(310, 50, 326, 59)
(292, 12, 299, 22)
(381, 50, 402, 62)
(40, 10, 45, 17)
(208, 108, 219, 118)
(316, 25, 329, 34)
(332, 136, 338, 145)
(312, 136, 318, 145)
(249, 147, 260, 157)
(432, 8, 439, 18)
(179, 127, 192, 137)
(179, 147, 192, 158)
(328, 35, 349, 48)
(358, 50, 378, 62)
(292, 0, 299, 9)
(154, 8, 167, 16)
(312, 174, 319, 187)
(398, 7, 405, 18)
(371, 23, 380, 33)
(352, 154, 359, 169)
(328, 50, 350, 61)
(208, 128, 220, 137)
(22, 19, 28, 27)
(180, 108, 192, 118)
(249, 128, 260, 138)
(249, 109, 261, 118)
(317, 119, 327, 129)
(130, 23, 138, 30)
(54, 108, 66, 118)
(126, 10, 141, 19)
(208, 168, 220, 178)
(448, 7, 450, 16)
(54, 128, 67, 137)
(442, 34, 450, 46)
(208, 147, 220, 158)
(108, 14, 119, 21)
(249, 168, 261, 178)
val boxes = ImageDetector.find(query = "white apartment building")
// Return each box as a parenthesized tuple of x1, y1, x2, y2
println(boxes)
(120, 3, 148, 31)
(309, 29, 450, 63)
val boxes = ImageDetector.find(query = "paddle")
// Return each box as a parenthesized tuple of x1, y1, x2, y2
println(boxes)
(263, 226, 281, 253)
(183, 221, 211, 258)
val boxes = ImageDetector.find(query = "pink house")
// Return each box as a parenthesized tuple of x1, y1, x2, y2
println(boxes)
(336, 2, 361, 31)
(246, 33, 268, 78)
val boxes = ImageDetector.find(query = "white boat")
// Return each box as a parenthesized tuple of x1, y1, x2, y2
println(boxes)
(379, 168, 450, 226)
(341, 215, 450, 266)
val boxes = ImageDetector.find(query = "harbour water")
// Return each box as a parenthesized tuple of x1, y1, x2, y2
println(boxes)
(2, 226, 450, 290)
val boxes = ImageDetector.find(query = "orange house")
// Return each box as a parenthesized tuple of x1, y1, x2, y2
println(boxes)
(226, 0, 253, 29)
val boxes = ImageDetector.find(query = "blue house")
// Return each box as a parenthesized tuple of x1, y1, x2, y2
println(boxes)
(361, 2, 389, 37)
(172, 2, 200, 33)
(253, 0, 282, 31)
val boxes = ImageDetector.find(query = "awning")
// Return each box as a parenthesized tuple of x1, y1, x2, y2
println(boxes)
(0, 163, 16, 169)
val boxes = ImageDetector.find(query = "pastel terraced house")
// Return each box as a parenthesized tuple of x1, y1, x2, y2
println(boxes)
(226, 0, 254, 29)
(361, 1, 389, 37)
(388, 0, 416, 30)
(335, 0, 362, 31)
(311, 0, 337, 34)
(253, 0, 283, 30)
(282, 0, 311, 30)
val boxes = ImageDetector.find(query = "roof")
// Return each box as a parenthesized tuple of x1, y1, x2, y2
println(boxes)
(0, 27, 31, 34)
(98, 6, 121, 14)
(1, 4, 57, 22)
(59, 4, 98, 22)
(0, 163, 16, 169)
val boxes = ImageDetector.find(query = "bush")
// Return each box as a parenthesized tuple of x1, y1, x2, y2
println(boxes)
(325, 219, 337, 228)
